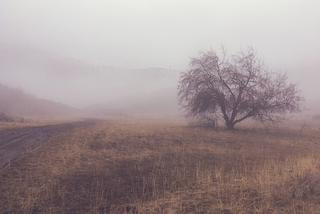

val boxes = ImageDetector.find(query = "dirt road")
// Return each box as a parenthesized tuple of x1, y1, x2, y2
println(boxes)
(0, 120, 97, 168)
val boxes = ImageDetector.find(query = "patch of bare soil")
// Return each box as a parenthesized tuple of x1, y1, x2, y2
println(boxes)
(0, 120, 97, 168)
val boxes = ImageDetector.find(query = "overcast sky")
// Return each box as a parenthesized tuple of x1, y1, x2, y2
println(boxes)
(1, 0, 320, 107)
(1, 0, 319, 68)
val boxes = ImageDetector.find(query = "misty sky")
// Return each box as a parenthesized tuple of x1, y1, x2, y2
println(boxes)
(1, 0, 319, 67)
(1, 0, 320, 108)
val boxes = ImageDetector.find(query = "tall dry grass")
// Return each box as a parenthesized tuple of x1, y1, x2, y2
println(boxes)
(1, 120, 320, 213)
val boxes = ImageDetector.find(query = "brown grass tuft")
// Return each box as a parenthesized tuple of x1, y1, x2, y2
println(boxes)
(1, 120, 320, 213)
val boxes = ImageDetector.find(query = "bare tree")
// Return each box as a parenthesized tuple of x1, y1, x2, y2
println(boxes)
(178, 48, 302, 130)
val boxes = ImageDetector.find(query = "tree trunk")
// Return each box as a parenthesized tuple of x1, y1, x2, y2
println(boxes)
(225, 121, 235, 130)
(226, 122, 234, 130)
(226, 124, 235, 130)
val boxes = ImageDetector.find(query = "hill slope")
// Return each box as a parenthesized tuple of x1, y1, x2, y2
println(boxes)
(0, 84, 77, 117)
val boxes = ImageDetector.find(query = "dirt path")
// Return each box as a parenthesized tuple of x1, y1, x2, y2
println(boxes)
(0, 120, 97, 168)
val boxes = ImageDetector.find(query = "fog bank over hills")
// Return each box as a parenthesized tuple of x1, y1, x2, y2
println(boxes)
(1, 44, 320, 118)
(0, 45, 181, 118)
(1, 0, 320, 118)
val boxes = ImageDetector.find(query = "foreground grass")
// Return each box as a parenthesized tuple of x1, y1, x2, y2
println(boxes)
(1, 120, 320, 213)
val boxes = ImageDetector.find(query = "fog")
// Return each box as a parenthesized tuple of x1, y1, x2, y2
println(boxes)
(1, 0, 320, 116)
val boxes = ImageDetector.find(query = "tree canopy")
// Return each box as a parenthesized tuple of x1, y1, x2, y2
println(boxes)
(178, 49, 302, 129)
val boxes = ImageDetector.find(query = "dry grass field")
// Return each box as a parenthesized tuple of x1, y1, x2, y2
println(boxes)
(1, 119, 320, 213)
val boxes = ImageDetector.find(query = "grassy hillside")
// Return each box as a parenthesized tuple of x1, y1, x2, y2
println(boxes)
(0, 84, 78, 117)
